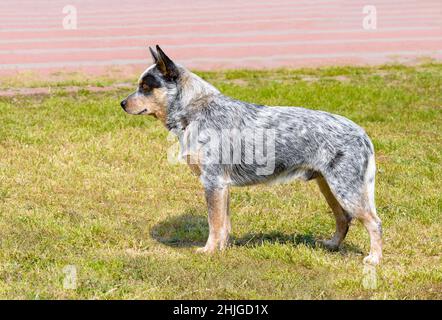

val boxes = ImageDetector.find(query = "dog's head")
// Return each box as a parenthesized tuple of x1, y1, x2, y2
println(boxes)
(120, 45, 181, 123)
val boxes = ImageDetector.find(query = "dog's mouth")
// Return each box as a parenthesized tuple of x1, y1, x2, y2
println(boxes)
(136, 109, 148, 115)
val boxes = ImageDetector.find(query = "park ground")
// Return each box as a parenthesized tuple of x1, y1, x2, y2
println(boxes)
(0, 62, 441, 299)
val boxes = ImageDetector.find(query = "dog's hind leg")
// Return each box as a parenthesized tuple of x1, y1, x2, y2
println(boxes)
(358, 208, 382, 265)
(358, 155, 382, 265)
(322, 154, 382, 265)
(197, 185, 230, 254)
(316, 175, 351, 251)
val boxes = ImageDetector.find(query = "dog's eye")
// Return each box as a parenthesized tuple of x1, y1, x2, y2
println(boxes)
(142, 83, 149, 91)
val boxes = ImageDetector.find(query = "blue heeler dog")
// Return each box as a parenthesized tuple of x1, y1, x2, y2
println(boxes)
(121, 46, 382, 265)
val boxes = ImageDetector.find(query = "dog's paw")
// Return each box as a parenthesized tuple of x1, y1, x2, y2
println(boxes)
(195, 245, 215, 254)
(363, 254, 381, 266)
(316, 239, 340, 252)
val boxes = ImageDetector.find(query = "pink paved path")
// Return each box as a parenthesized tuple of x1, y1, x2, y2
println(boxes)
(0, 0, 441, 75)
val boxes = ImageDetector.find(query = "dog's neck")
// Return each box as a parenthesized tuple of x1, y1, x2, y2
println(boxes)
(166, 69, 220, 132)
(179, 70, 219, 107)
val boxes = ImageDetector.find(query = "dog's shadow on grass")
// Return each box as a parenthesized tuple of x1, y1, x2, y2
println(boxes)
(150, 213, 363, 254)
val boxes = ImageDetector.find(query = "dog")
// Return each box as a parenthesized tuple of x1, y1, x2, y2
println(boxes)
(121, 45, 382, 265)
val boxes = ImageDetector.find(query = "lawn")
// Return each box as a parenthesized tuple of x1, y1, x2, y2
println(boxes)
(0, 63, 441, 299)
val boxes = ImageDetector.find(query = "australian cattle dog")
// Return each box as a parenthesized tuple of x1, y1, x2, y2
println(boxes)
(121, 46, 382, 265)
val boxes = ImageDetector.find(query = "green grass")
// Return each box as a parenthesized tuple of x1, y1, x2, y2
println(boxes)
(0, 63, 441, 299)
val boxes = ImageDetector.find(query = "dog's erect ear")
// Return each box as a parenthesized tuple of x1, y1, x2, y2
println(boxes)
(155, 45, 179, 80)
(149, 46, 159, 63)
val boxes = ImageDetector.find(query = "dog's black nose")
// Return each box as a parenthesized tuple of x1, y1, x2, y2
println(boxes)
(120, 99, 127, 109)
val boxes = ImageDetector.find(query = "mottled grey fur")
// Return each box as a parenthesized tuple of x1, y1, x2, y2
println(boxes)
(121, 46, 383, 265)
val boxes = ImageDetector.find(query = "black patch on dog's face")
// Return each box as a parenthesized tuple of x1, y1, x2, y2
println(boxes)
(139, 73, 162, 95)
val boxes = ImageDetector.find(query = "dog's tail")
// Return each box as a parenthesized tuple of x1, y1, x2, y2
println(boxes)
(364, 150, 377, 214)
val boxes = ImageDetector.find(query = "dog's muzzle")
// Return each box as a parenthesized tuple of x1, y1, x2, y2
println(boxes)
(120, 99, 127, 110)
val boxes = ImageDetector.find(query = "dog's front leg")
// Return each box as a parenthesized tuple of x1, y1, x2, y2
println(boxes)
(197, 185, 230, 254)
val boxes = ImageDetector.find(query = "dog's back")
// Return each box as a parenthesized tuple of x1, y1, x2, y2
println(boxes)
(196, 94, 373, 189)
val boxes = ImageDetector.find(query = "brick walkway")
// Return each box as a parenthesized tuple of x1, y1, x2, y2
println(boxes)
(0, 0, 441, 75)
